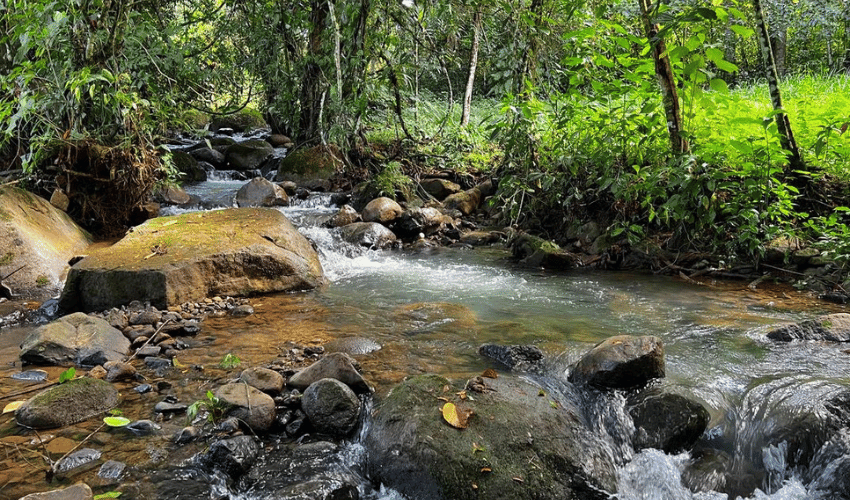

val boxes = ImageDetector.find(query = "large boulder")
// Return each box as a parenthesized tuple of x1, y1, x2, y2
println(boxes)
(273, 145, 338, 186)
(361, 197, 403, 224)
(288, 352, 371, 393)
(20, 312, 130, 366)
(510, 233, 579, 270)
(188, 146, 226, 169)
(302, 378, 362, 436)
(15, 378, 119, 429)
(0, 186, 92, 300)
(420, 178, 461, 201)
(394, 207, 453, 238)
(767, 313, 850, 342)
(338, 222, 397, 250)
(171, 151, 206, 182)
(215, 383, 277, 432)
(235, 177, 289, 208)
(444, 186, 482, 215)
(226, 140, 274, 171)
(59, 208, 323, 312)
(364, 374, 617, 500)
(569, 335, 665, 390)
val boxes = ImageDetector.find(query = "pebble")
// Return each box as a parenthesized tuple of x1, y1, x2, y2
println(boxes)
(11, 370, 48, 382)
(154, 401, 188, 414)
(125, 419, 161, 436)
(174, 426, 198, 444)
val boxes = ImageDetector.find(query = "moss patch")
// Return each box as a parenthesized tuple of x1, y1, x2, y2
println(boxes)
(277, 145, 339, 179)
(0, 252, 13, 266)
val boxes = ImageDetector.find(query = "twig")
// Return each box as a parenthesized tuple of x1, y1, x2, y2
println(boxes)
(0, 179, 21, 188)
(125, 319, 172, 362)
(748, 274, 770, 290)
(46, 422, 106, 481)
(760, 263, 807, 276)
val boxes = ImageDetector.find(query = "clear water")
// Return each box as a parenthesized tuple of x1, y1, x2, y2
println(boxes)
(2, 177, 849, 499)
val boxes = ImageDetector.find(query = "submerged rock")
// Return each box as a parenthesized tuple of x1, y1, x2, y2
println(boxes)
(478, 343, 545, 372)
(16, 378, 119, 429)
(569, 335, 665, 390)
(767, 313, 850, 342)
(628, 390, 710, 453)
(364, 374, 616, 500)
(20, 312, 130, 366)
(59, 208, 323, 311)
(18, 483, 93, 500)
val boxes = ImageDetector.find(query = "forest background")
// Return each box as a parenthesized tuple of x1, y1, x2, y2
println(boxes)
(2, 0, 850, 275)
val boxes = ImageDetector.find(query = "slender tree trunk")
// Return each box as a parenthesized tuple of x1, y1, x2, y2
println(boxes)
(461, 8, 482, 127)
(638, 0, 688, 154)
(752, 0, 803, 172)
(298, 0, 329, 143)
(769, 28, 787, 77)
(517, 0, 544, 94)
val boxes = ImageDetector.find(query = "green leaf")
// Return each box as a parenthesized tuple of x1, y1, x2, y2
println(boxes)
(103, 416, 131, 427)
(94, 492, 122, 499)
(730, 25, 754, 38)
(58, 367, 76, 384)
(709, 78, 729, 93)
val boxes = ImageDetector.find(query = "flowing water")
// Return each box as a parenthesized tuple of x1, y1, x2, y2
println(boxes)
(1, 177, 849, 499)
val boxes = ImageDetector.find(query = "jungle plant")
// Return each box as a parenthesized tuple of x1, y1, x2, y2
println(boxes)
(187, 390, 230, 425)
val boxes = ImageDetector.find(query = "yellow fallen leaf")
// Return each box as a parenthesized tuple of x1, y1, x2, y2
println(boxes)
(456, 390, 468, 400)
(172, 357, 187, 369)
(512, 476, 524, 483)
(441, 402, 470, 429)
(482, 368, 498, 379)
(481, 467, 492, 473)
(3, 401, 24, 414)
(437, 397, 450, 403)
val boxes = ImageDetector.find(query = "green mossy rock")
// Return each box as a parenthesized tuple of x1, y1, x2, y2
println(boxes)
(16, 378, 119, 429)
(274, 145, 338, 185)
(59, 208, 323, 312)
(510, 233, 579, 270)
(0, 187, 92, 299)
(363, 374, 617, 500)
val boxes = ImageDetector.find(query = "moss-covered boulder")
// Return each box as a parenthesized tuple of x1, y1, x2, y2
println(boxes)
(0, 187, 92, 300)
(15, 378, 119, 429)
(210, 109, 267, 133)
(363, 374, 617, 500)
(59, 208, 323, 312)
(20, 312, 130, 366)
(274, 145, 338, 185)
(767, 313, 850, 342)
(510, 233, 579, 270)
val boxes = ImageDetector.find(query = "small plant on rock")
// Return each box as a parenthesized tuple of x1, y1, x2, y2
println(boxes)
(187, 390, 230, 424)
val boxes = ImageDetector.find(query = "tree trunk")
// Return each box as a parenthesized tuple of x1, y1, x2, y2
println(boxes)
(516, 0, 544, 94)
(769, 28, 787, 77)
(298, 0, 329, 143)
(752, 0, 804, 172)
(638, 0, 688, 154)
(460, 8, 482, 127)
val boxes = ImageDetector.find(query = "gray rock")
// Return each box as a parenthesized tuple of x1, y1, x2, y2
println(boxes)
(172, 151, 206, 182)
(175, 426, 198, 444)
(288, 352, 372, 393)
(225, 140, 274, 171)
(361, 197, 403, 224)
(20, 312, 130, 367)
(569, 335, 665, 390)
(364, 374, 616, 500)
(125, 419, 161, 436)
(104, 360, 137, 382)
(200, 435, 260, 479)
(395, 207, 452, 237)
(767, 313, 850, 342)
(230, 304, 254, 317)
(420, 178, 461, 200)
(98, 460, 127, 481)
(240, 366, 285, 395)
(11, 370, 48, 382)
(235, 177, 289, 207)
(145, 357, 172, 370)
(55, 448, 102, 474)
(18, 482, 93, 500)
(16, 378, 119, 429)
(338, 222, 397, 250)
(216, 383, 276, 432)
(154, 185, 193, 205)
(189, 146, 226, 168)
(628, 390, 709, 453)
(154, 401, 188, 414)
(478, 343, 545, 372)
(302, 378, 361, 436)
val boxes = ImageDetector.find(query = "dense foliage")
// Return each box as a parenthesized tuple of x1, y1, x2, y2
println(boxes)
(1, 0, 850, 263)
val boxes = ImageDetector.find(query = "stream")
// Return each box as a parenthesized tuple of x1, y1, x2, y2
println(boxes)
(1, 176, 850, 499)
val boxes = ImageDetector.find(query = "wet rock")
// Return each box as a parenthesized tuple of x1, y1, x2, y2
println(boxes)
(0, 186, 92, 301)
(11, 369, 48, 382)
(420, 178, 461, 200)
(361, 197, 403, 224)
(478, 344, 545, 372)
(627, 390, 709, 453)
(806, 429, 850, 500)
(125, 419, 161, 436)
(145, 356, 173, 370)
(767, 313, 850, 342)
(229, 304, 254, 317)
(324, 337, 381, 355)
(135, 345, 161, 358)
(395, 207, 452, 238)
(172, 151, 206, 182)
(240, 366, 285, 395)
(18, 482, 93, 500)
(129, 309, 161, 325)
(235, 177, 289, 207)
(323, 205, 361, 228)
(216, 382, 276, 432)
(285, 410, 308, 437)
(88, 365, 107, 379)
(55, 448, 102, 474)
(98, 460, 126, 482)
(154, 185, 193, 205)
(154, 401, 188, 414)
(444, 186, 482, 215)
(569, 335, 665, 390)
(237, 441, 364, 500)
(460, 230, 504, 246)
(189, 146, 226, 168)
(15, 378, 119, 429)
(134, 383, 153, 394)
(364, 374, 616, 500)
(200, 435, 260, 479)
(59, 208, 323, 311)
(302, 378, 361, 436)
(510, 233, 579, 270)
(681, 448, 732, 494)
(104, 360, 137, 382)
(175, 426, 198, 444)
(105, 309, 128, 330)
(20, 312, 130, 367)
(274, 144, 338, 186)
(124, 324, 155, 342)
(288, 352, 372, 394)
(338, 222, 397, 250)
(225, 140, 274, 171)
